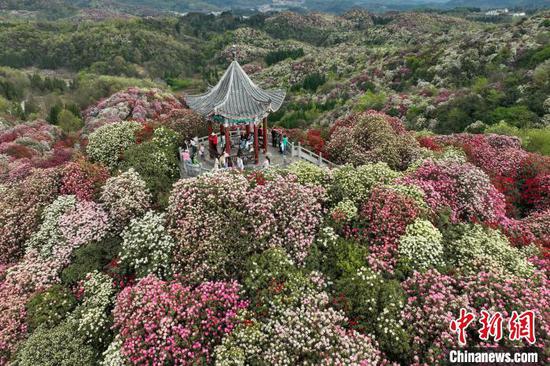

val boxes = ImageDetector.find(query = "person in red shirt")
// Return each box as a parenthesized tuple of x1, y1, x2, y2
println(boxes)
(208, 132, 218, 158)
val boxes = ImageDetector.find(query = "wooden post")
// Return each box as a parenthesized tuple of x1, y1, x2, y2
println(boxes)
(208, 121, 213, 135)
(246, 124, 250, 136)
(225, 125, 231, 154)
(262, 117, 268, 153)
(254, 123, 259, 164)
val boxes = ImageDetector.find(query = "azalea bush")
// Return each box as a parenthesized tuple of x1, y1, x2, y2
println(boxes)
(397, 218, 445, 272)
(113, 276, 247, 365)
(100, 169, 152, 231)
(168, 172, 326, 282)
(120, 211, 175, 278)
(60, 159, 109, 201)
(326, 111, 421, 170)
(86, 121, 140, 170)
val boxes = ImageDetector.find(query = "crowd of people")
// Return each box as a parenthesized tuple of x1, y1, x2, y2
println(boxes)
(179, 127, 289, 173)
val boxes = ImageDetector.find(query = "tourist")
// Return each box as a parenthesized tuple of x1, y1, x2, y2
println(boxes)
(219, 152, 226, 169)
(220, 133, 226, 153)
(181, 149, 190, 162)
(236, 152, 244, 171)
(223, 151, 230, 168)
(271, 129, 277, 147)
(213, 157, 220, 171)
(262, 155, 271, 169)
(199, 144, 205, 160)
(280, 136, 285, 155)
(208, 132, 218, 158)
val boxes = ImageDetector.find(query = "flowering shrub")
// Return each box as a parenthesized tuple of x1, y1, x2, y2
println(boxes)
(329, 163, 401, 206)
(26, 284, 77, 331)
(158, 108, 207, 143)
(168, 172, 325, 282)
(113, 276, 247, 365)
(0, 120, 69, 183)
(71, 271, 115, 347)
(286, 160, 330, 186)
(14, 321, 95, 366)
(83, 87, 185, 132)
(120, 211, 175, 278)
(59, 200, 110, 247)
(86, 121, 141, 169)
(332, 266, 410, 362)
(0, 168, 60, 265)
(398, 219, 445, 271)
(100, 169, 152, 231)
(326, 111, 421, 170)
(400, 159, 507, 224)
(445, 224, 534, 277)
(60, 159, 109, 201)
(26, 195, 77, 262)
(355, 185, 424, 273)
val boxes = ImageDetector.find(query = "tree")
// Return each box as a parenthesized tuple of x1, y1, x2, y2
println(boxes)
(57, 109, 83, 133)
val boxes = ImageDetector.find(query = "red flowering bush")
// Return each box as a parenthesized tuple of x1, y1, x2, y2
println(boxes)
(354, 186, 424, 273)
(326, 111, 420, 170)
(158, 109, 207, 143)
(112, 276, 247, 366)
(60, 159, 109, 201)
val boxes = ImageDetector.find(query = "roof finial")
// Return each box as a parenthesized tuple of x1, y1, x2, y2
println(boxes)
(232, 44, 238, 62)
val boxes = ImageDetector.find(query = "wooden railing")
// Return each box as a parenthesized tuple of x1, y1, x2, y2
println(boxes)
(288, 141, 339, 168)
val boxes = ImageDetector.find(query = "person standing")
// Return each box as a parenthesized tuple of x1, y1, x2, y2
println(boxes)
(262, 155, 271, 169)
(236, 152, 244, 171)
(208, 132, 218, 158)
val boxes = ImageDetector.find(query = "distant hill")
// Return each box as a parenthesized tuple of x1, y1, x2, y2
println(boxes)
(444, 0, 550, 9)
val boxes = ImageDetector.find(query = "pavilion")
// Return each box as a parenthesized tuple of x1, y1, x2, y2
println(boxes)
(185, 59, 286, 163)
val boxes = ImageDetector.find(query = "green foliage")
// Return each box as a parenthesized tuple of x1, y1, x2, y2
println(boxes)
(311, 236, 368, 281)
(301, 72, 327, 92)
(61, 236, 122, 286)
(355, 90, 387, 111)
(265, 48, 304, 66)
(57, 109, 83, 133)
(15, 321, 95, 366)
(121, 127, 179, 207)
(490, 105, 537, 128)
(26, 285, 77, 332)
(47, 104, 62, 125)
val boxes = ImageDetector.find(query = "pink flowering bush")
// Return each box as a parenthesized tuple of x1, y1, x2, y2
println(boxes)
(83, 87, 185, 133)
(0, 168, 60, 265)
(168, 171, 326, 282)
(59, 200, 110, 247)
(399, 159, 507, 224)
(0, 120, 70, 183)
(158, 108, 208, 143)
(112, 276, 247, 366)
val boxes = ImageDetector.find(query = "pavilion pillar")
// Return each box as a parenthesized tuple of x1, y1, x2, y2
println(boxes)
(208, 121, 213, 135)
(262, 117, 268, 153)
(225, 125, 231, 154)
(254, 123, 259, 164)
(246, 124, 250, 136)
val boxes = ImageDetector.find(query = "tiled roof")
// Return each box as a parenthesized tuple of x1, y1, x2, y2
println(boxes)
(185, 61, 285, 122)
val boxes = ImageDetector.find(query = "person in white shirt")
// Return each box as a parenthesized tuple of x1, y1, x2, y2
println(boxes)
(262, 156, 270, 169)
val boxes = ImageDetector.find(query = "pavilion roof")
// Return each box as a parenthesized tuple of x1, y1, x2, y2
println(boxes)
(185, 61, 285, 124)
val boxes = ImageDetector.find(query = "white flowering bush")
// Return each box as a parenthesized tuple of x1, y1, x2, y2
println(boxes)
(86, 121, 141, 169)
(445, 224, 534, 277)
(329, 163, 401, 205)
(398, 219, 445, 271)
(100, 169, 152, 231)
(26, 195, 77, 259)
(286, 161, 330, 186)
(329, 199, 358, 222)
(71, 271, 115, 346)
(120, 211, 175, 278)
(101, 336, 126, 366)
